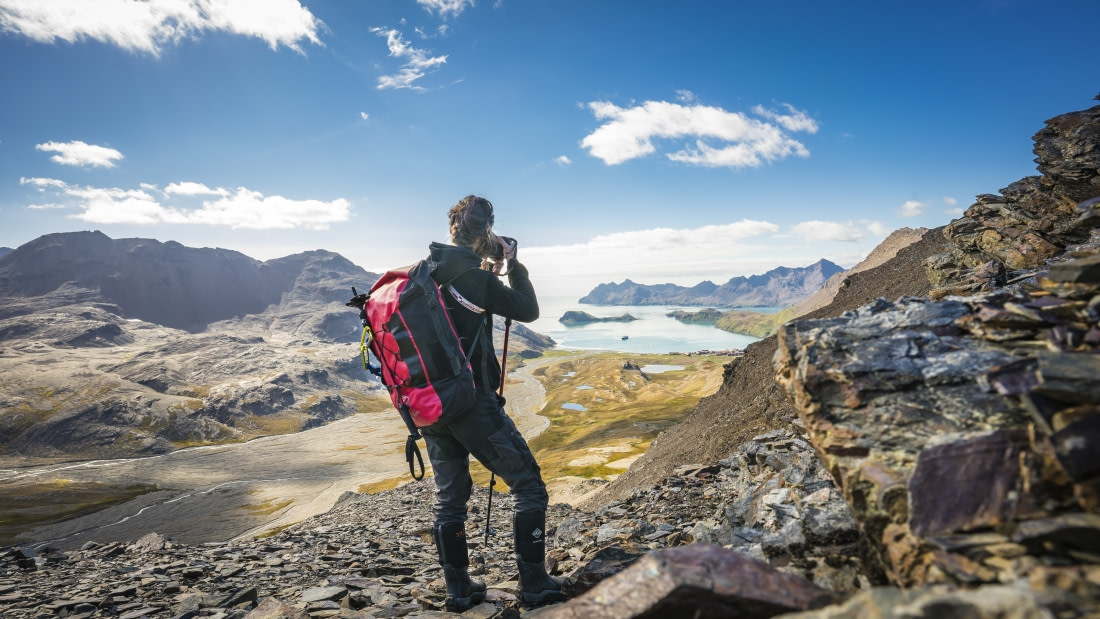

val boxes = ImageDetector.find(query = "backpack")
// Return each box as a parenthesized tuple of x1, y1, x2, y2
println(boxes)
(346, 259, 484, 479)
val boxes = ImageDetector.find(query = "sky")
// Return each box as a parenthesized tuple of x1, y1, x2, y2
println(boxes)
(1, 0, 1097, 299)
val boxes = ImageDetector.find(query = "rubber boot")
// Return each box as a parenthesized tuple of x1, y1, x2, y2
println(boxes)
(514, 510, 566, 606)
(433, 522, 486, 612)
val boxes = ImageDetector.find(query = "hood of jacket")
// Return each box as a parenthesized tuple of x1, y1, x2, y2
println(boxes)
(428, 242, 483, 280)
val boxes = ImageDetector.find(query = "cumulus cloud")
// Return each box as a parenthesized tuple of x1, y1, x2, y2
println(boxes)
(21, 176, 70, 189)
(866, 221, 890, 237)
(67, 185, 172, 224)
(360, 111, 370, 121)
(417, 0, 474, 18)
(898, 200, 927, 217)
(790, 220, 866, 242)
(946, 207, 965, 217)
(178, 187, 350, 229)
(371, 27, 447, 90)
(35, 140, 123, 167)
(554, 155, 572, 166)
(24, 178, 350, 229)
(581, 99, 818, 169)
(164, 181, 227, 196)
(0, 0, 323, 55)
(943, 196, 957, 206)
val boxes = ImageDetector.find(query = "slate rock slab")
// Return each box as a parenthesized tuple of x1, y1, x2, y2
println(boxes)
(539, 544, 838, 619)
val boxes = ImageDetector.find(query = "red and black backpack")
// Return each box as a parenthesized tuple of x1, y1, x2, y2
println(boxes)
(347, 259, 483, 479)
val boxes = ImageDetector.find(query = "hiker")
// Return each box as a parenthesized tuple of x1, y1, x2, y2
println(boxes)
(425, 195, 565, 611)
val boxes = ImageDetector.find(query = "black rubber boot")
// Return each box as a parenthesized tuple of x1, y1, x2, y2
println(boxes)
(514, 511, 566, 606)
(433, 522, 486, 612)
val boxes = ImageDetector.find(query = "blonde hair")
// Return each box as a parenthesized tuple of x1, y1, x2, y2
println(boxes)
(448, 195, 501, 259)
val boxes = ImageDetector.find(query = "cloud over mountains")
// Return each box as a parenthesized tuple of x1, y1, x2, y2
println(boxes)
(0, 0, 323, 55)
(581, 100, 818, 169)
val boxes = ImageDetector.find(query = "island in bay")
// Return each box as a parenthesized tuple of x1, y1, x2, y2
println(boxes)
(559, 310, 638, 324)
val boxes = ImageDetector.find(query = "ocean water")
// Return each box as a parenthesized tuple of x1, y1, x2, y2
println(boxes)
(524, 296, 774, 355)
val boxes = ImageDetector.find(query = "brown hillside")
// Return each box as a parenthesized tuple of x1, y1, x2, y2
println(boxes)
(579, 226, 949, 508)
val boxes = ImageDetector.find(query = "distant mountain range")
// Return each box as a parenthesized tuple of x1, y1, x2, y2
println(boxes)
(579, 259, 844, 307)
(0, 231, 372, 335)
(0, 232, 554, 463)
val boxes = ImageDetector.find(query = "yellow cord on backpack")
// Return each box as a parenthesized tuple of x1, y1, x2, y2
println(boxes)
(359, 325, 373, 371)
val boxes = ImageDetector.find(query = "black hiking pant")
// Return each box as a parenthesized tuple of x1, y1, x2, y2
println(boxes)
(421, 392, 549, 525)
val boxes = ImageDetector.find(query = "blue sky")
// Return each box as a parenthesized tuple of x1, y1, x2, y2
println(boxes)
(1, 0, 1096, 298)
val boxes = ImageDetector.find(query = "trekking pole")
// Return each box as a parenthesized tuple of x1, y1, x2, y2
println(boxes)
(485, 317, 513, 546)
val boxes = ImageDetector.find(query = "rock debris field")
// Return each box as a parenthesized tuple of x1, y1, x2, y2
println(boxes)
(1, 427, 873, 618)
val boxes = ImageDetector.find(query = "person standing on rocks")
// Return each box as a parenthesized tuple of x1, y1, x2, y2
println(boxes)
(424, 195, 565, 611)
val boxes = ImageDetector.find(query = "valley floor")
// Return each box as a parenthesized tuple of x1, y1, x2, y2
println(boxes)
(1, 350, 726, 550)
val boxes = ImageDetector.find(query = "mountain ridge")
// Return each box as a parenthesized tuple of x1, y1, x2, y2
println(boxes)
(579, 258, 843, 307)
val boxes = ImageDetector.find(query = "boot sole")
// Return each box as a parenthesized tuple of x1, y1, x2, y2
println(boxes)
(445, 591, 486, 612)
(521, 590, 565, 606)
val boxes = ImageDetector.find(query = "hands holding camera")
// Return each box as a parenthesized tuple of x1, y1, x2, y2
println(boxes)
(491, 235, 517, 275)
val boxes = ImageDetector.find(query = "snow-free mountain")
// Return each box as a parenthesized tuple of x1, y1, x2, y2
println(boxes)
(579, 259, 843, 307)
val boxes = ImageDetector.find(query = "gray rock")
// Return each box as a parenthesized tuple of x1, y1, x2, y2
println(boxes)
(542, 545, 838, 619)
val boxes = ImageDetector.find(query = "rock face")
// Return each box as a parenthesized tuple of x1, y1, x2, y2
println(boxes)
(580, 259, 843, 307)
(775, 101, 1100, 617)
(927, 104, 1100, 294)
(539, 545, 839, 619)
(774, 268, 1100, 611)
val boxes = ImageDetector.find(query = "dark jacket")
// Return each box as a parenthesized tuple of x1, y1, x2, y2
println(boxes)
(428, 242, 539, 394)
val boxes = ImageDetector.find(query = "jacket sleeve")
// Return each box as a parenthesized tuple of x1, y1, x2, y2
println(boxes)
(483, 260, 539, 323)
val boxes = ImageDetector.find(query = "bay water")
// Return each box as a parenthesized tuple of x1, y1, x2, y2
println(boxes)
(527, 296, 775, 354)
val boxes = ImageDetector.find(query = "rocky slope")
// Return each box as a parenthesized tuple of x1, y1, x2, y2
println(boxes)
(579, 259, 843, 307)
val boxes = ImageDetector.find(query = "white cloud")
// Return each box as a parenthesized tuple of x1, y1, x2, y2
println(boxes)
(943, 196, 957, 206)
(371, 27, 447, 90)
(0, 0, 323, 55)
(67, 186, 172, 224)
(751, 103, 819, 133)
(360, 111, 370, 121)
(35, 140, 123, 167)
(945, 207, 965, 217)
(26, 203, 65, 210)
(554, 155, 571, 166)
(581, 100, 817, 169)
(675, 90, 697, 103)
(417, 0, 475, 18)
(865, 220, 890, 237)
(898, 200, 926, 218)
(25, 178, 349, 229)
(164, 181, 226, 196)
(181, 187, 350, 229)
(790, 220, 865, 242)
(20, 176, 70, 189)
